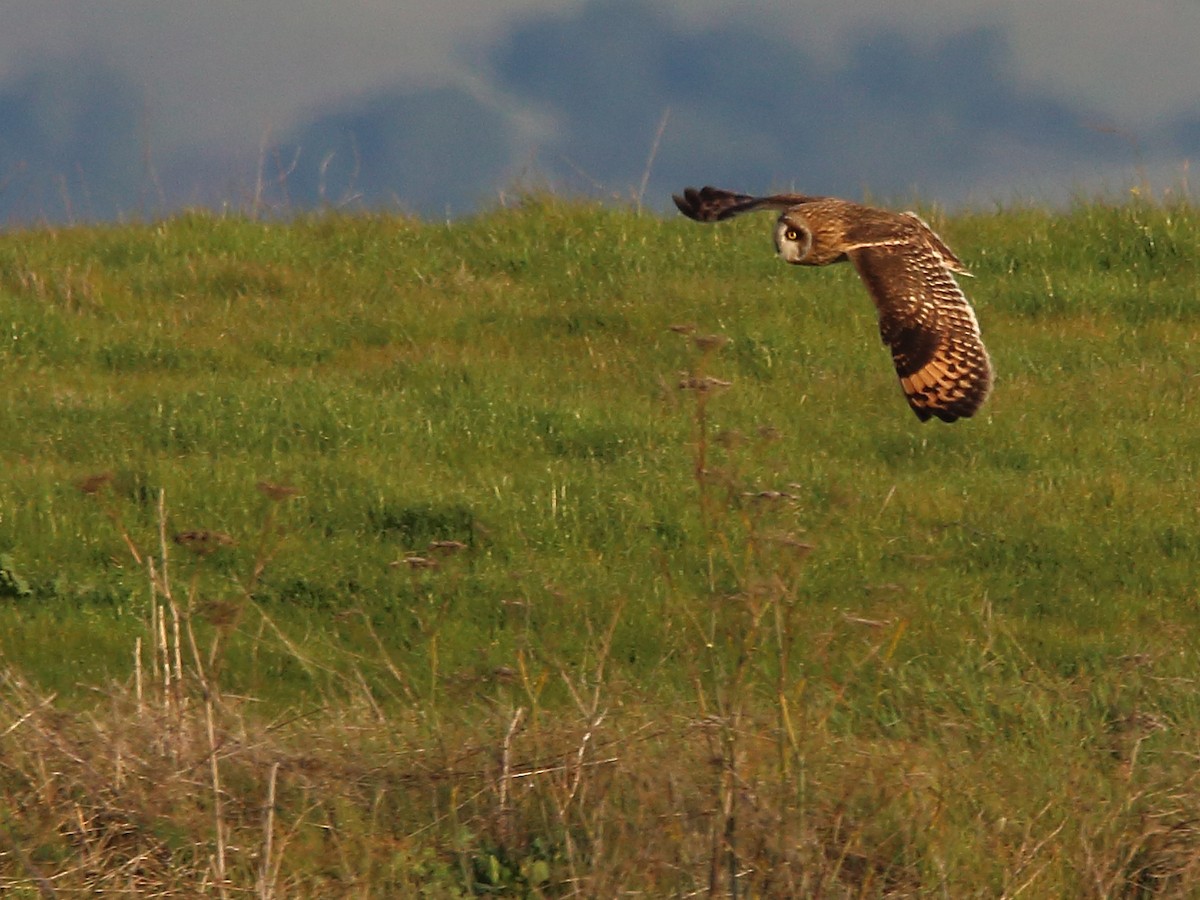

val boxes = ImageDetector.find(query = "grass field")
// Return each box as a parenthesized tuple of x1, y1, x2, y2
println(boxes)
(0, 192, 1197, 895)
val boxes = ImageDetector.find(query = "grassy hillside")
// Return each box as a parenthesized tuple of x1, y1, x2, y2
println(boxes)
(0, 195, 1197, 895)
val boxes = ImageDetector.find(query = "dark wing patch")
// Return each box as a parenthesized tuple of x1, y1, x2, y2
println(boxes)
(849, 244, 993, 423)
(672, 186, 823, 222)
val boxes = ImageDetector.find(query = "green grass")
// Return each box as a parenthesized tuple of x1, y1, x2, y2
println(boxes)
(0, 194, 1198, 895)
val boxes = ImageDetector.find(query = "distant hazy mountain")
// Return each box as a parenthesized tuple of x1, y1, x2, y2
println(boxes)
(0, 60, 146, 223)
(274, 88, 515, 217)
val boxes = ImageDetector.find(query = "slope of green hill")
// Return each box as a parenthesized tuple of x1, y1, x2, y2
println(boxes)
(0, 196, 1196, 895)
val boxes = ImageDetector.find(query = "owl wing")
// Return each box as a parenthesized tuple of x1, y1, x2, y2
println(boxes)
(673, 185, 824, 222)
(847, 233, 993, 422)
(899, 212, 970, 275)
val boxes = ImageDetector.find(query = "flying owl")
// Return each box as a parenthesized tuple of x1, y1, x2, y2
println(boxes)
(673, 185, 993, 422)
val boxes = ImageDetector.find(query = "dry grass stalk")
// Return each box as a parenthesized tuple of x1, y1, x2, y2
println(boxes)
(498, 705, 526, 846)
(256, 761, 280, 900)
(205, 697, 229, 897)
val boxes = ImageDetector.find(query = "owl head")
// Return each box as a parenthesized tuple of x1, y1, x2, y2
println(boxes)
(773, 213, 813, 264)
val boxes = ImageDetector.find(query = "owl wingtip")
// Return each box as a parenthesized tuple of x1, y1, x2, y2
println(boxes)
(672, 188, 702, 220)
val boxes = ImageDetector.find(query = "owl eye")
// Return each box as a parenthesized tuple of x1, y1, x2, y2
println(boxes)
(784, 228, 800, 241)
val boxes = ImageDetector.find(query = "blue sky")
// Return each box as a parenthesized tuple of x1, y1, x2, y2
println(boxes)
(1, 1, 1196, 221)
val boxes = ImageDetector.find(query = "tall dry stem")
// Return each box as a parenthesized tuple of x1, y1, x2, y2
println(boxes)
(257, 761, 281, 900)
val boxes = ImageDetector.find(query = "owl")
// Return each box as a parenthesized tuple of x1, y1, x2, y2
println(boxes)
(673, 186, 993, 423)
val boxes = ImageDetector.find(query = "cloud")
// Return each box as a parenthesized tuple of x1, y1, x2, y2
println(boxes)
(487, 3, 1137, 207)
(0, 1, 544, 150)
(0, 0, 1194, 221)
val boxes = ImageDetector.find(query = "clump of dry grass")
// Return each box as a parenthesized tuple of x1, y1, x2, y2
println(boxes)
(2, 629, 1200, 896)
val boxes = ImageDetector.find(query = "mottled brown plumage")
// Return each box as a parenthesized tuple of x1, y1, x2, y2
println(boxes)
(673, 186, 993, 422)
